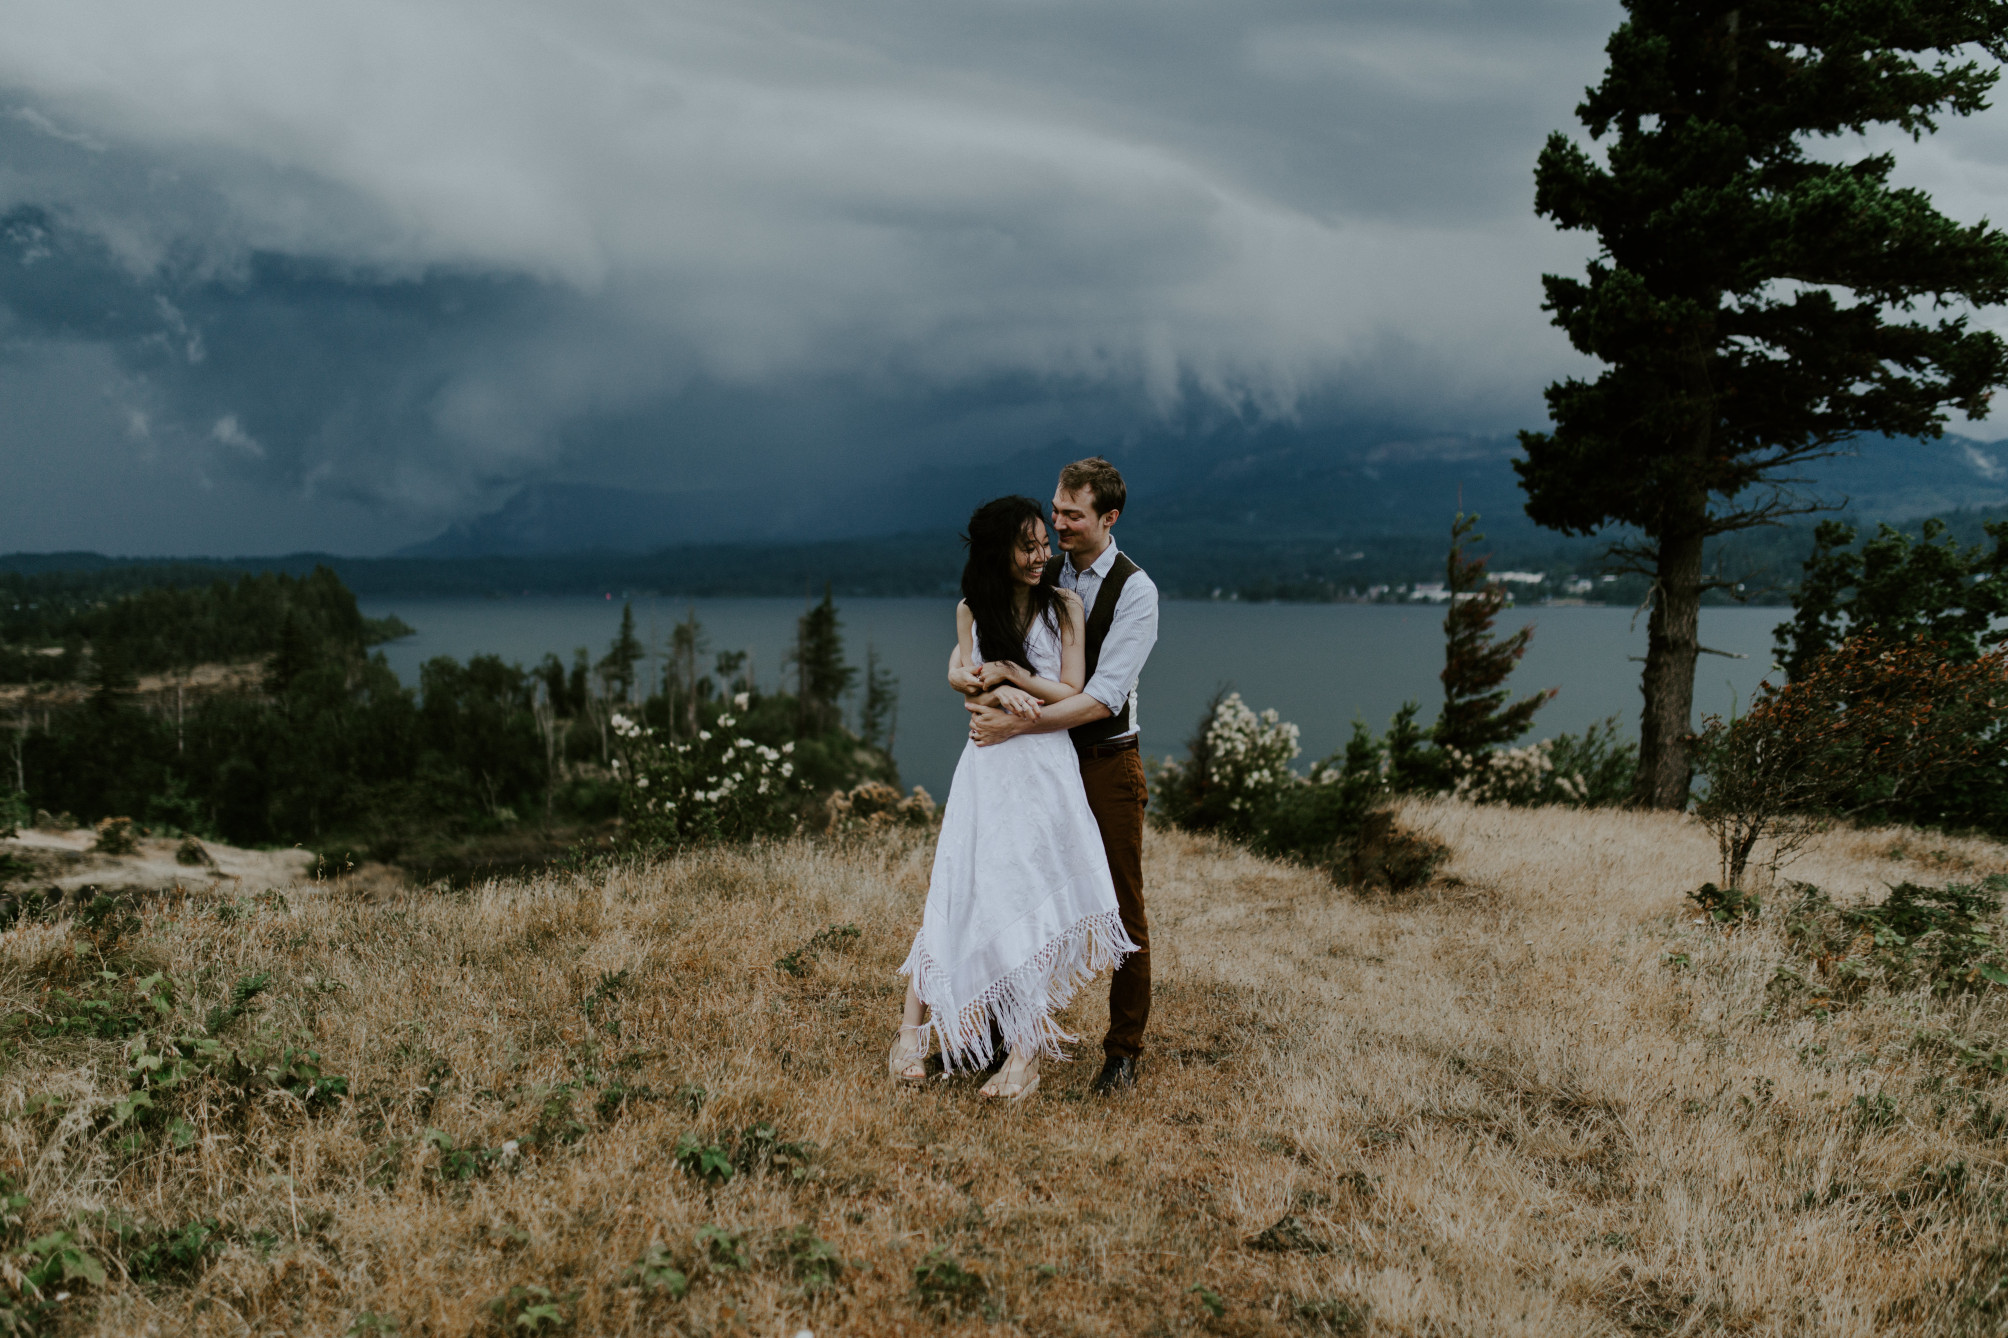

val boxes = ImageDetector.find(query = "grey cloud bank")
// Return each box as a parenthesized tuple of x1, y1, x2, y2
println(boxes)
(2, 0, 2005, 555)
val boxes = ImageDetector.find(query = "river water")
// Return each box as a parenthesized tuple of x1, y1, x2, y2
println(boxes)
(357, 595, 1787, 800)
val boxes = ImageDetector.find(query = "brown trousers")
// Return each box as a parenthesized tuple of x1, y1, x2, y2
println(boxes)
(1080, 746, 1149, 1057)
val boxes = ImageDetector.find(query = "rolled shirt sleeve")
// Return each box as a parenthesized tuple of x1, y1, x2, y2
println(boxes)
(1083, 569, 1159, 721)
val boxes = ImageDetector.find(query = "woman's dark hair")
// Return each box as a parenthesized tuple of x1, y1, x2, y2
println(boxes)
(961, 495, 1060, 672)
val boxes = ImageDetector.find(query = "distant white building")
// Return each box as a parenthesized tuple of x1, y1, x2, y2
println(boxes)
(1491, 571, 1546, 585)
(1409, 582, 1451, 603)
(1563, 576, 1595, 595)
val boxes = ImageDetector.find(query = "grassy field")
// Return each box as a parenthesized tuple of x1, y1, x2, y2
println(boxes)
(3, 801, 2006, 1336)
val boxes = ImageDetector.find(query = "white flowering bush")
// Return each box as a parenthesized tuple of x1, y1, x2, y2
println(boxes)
(610, 696, 811, 846)
(1153, 693, 1442, 888)
(1443, 716, 1637, 808)
(1150, 691, 1302, 837)
(1445, 740, 1556, 805)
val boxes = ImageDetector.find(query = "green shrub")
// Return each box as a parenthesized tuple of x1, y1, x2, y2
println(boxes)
(774, 1224, 843, 1292)
(1778, 878, 2008, 1005)
(1545, 718, 1637, 805)
(1149, 690, 1303, 839)
(1334, 811, 1449, 893)
(622, 1246, 687, 1297)
(1297, 1296, 1372, 1335)
(912, 1248, 987, 1315)
(1690, 882, 1761, 926)
(611, 704, 811, 848)
(1449, 718, 1637, 807)
(31, 971, 174, 1042)
(0, 791, 28, 839)
(424, 1129, 503, 1183)
(115, 1216, 223, 1285)
(91, 816, 140, 856)
(673, 1133, 734, 1186)
(1155, 697, 1450, 888)
(1250, 776, 1377, 866)
(774, 923, 860, 978)
(732, 1122, 814, 1180)
(695, 1225, 748, 1271)
(486, 1283, 567, 1332)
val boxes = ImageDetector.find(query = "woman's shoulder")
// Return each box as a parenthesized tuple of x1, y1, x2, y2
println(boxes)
(1053, 587, 1084, 627)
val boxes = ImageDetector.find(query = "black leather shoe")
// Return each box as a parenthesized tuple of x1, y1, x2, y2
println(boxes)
(1090, 1054, 1140, 1095)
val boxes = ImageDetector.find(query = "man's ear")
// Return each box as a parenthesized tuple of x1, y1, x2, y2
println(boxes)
(1101, 507, 1120, 530)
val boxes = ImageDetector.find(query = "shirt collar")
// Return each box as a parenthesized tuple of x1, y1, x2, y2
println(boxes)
(1072, 541, 1120, 581)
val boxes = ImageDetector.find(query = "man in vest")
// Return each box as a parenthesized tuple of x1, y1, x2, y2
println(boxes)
(965, 456, 1160, 1095)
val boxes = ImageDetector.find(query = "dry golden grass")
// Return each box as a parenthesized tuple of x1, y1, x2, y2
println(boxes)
(3, 801, 2007, 1336)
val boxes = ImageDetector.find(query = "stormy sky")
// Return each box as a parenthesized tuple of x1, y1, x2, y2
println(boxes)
(4, 1, 2007, 555)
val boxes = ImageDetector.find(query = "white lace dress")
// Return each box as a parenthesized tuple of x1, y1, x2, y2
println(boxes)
(900, 609, 1138, 1070)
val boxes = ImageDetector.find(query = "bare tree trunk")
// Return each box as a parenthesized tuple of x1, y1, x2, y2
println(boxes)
(684, 641, 698, 738)
(1633, 441, 1709, 810)
(532, 689, 558, 820)
(11, 703, 26, 794)
(580, 684, 611, 767)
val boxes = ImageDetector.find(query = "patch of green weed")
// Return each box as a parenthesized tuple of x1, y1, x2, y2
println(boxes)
(621, 1246, 687, 1297)
(912, 1248, 987, 1315)
(774, 923, 860, 977)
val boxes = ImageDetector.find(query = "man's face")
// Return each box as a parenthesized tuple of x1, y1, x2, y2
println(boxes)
(1050, 485, 1116, 556)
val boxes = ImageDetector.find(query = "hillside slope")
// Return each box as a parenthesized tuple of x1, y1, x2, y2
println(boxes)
(400, 427, 2008, 556)
(1, 806, 2004, 1334)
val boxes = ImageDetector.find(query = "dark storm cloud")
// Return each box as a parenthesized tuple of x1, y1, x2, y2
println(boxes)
(1, 0, 2004, 553)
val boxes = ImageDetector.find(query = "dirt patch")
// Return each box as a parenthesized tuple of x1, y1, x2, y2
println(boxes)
(1, 826, 315, 909)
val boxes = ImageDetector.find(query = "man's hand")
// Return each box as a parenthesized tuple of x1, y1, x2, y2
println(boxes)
(966, 700, 1031, 747)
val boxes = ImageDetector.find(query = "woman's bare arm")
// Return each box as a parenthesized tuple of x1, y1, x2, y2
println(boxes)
(992, 592, 1085, 705)
(950, 601, 1041, 718)
(947, 605, 987, 696)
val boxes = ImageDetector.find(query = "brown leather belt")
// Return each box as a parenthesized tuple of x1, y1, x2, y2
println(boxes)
(1075, 735, 1139, 759)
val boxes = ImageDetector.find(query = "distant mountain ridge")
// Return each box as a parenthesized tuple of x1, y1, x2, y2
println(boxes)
(8, 426, 2006, 606)
(398, 426, 2008, 559)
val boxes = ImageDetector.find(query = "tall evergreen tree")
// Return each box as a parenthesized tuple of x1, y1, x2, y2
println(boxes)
(792, 585, 854, 735)
(599, 602, 644, 704)
(859, 644, 898, 752)
(262, 610, 316, 697)
(1521, 0, 2008, 807)
(1776, 517, 2008, 675)
(668, 608, 708, 736)
(89, 639, 137, 716)
(567, 648, 590, 716)
(1435, 514, 1554, 759)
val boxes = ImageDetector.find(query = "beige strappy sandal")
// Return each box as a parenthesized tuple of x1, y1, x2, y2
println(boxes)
(979, 1050, 1039, 1102)
(888, 1024, 929, 1084)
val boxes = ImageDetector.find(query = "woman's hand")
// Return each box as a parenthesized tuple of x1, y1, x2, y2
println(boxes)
(991, 685, 1042, 720)
(978, 661, 1025, 689)
(948, 661, 986, 695)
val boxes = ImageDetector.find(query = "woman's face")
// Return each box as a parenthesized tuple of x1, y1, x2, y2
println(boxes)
(1012, 518, 1051, 587)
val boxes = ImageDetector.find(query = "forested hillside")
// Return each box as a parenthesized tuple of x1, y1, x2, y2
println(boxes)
(1, 565, 411, 685)
(2, 572, 894, 874)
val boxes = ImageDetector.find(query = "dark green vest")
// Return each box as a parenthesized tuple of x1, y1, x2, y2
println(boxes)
(1063, 552, 1141, 748)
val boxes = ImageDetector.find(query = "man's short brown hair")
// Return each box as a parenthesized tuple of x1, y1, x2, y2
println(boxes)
(1058, 456, 1126, 517)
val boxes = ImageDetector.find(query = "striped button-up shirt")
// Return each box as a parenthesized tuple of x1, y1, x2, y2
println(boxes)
(1057, 543, 1159, 741)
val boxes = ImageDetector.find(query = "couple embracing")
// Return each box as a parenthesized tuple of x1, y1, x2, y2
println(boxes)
(889, 457, 1159, 1102)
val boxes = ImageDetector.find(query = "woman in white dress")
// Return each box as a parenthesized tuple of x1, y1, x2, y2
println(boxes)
(889, 495, 1138, 1101)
